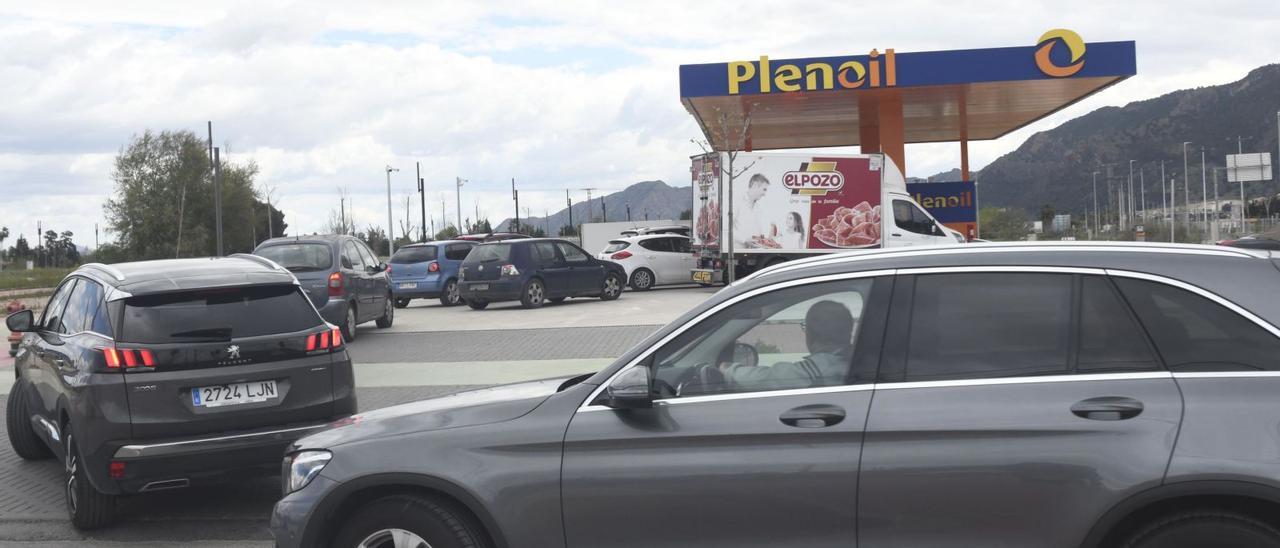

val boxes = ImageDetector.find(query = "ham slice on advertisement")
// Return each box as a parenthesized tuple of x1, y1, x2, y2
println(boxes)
(729, 155, 883, 252)
(692, 153, 721, 249)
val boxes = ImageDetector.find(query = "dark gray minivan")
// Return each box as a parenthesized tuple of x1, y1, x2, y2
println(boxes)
(5, 256, 356, 529)
(273, 243, 1280, 548)
(255, 235, 393, 341)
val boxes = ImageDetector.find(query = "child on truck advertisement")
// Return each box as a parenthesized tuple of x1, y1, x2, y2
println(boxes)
(731, 155, 883, 251)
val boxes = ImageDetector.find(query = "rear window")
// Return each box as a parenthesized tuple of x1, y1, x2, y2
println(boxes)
(256, 243, 333, 272)
(604, 241, 630, 253)
(391, 246, 437, 264)
(121, 285, 322, 343)
(465, 244, 512, 263)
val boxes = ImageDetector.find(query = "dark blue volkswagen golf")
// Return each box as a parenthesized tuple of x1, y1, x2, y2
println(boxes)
(458, 239, 625, 309)
(389, 240, 478, 308)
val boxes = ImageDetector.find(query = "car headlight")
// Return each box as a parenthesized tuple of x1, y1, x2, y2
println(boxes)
(284, 450, 332, 494)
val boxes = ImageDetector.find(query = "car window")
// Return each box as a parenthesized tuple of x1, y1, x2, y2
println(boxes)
(672, 237, 692, 253)
(255, 243, 333, 272)
(89, 285, 112, 337)
(893, 199, 935, 236)
(58, 278, 93, 335)
(391, 246, 437, 264)
(639, 238, 672, 252)
(1077, 276, 1160, 372)
(1116, 278, 1280, 371)
(903, 273, 1072, 381)
(121, 285, 322, 343)
(444, 244, 473, 261)
(652, 279, 876, 397)
(66, 278, 107, 335)
(603, 241, 629, 254)
(341, 242, 361, 270)
(355, 241, 380, 269)
(532, 242, 560, 264)
(557, 242, 590, 264)
(40, 279, 78, 334)
(465, 243, 512, 263)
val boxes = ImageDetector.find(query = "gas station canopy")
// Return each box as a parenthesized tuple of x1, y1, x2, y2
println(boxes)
(679, 31, 1136, 176)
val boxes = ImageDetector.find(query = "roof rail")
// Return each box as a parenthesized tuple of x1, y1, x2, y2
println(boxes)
(229, 253, 285, 271)
(81, 263, 126, 282)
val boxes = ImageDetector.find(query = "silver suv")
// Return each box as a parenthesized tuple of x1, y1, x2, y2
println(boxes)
(272, 242, 1280, 548)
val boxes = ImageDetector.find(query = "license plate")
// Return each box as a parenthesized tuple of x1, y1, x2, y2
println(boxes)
(471, 284, 489, 291)
(692, 270, 713, 283)
(398, 282, 417, 289)
(191, 381, 279, 408)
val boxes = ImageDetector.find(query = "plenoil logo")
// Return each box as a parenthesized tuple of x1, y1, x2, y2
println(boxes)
(1035, 29, 1086, 77)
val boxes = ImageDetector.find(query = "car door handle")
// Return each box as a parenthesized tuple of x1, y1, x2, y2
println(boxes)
(1071, 397, 1144, 421)
(891, 233, 903, 237)
(780, 404, 846, 428)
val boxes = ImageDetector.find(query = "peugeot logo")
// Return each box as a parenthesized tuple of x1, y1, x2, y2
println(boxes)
(226, 345, 241, 359)
(479, 265, 484, 272)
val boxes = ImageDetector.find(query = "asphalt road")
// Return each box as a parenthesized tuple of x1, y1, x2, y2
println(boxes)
(0, 286, 715, 545)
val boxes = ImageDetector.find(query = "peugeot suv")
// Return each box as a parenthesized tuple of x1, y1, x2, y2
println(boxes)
(274, 242, 1280, 548)
(5, 255, 356, 529)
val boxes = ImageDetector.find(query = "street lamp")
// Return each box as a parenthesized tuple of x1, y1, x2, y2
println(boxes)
(455, 177, 468, 234)
(1127, 159, 1136, 230)
(1200, 146, 1209, 239)
(386, 165, 399, 259)
(1091, 171, 1100, 238)
(1182, 141, 1192, 237)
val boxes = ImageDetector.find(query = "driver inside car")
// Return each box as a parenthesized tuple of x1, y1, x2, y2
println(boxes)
(719, 300, 854, 391)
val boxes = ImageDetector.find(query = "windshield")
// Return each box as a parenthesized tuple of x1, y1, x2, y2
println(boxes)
(391, 246, 438, 264)
(255, 243, 333, 272)
(121, 285, 322, 343)
(465, 243, 512, 263)
(603, 241, 630, 253)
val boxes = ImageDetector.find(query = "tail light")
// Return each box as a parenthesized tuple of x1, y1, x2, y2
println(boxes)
(611, 251, 633, 260)
(98, 346, 157, 371)
(328, 272, 344, 297)
(385, 264, 392, 273)
(428, 261, 440, 273)
(500, 264, 520, 276)
(109, 461, 126, 479)
(306, 327, 344, 352)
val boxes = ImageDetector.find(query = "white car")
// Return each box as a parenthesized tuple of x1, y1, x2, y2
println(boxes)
(596, 234, 694, 290)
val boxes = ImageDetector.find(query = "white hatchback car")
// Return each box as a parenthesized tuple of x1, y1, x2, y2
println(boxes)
(596, 234, 694, 290)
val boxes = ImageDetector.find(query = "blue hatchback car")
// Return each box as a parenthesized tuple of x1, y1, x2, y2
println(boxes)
(389, 240, 477, 307)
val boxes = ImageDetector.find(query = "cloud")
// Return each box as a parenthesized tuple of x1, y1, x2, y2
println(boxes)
(1, 0, 1278, 251)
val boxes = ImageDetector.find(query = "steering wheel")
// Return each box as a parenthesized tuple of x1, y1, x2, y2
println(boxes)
(675, 362, 727, 397)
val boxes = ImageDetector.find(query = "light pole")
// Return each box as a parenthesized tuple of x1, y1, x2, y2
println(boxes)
(1200, 147, 1209, 240)
(455, 177, 468, 233)
(1127, 159, 1136, 230)
(1091, 171, 1100, 238)
(385, 165, 399, 259)
(1182, 142, 1192, 237)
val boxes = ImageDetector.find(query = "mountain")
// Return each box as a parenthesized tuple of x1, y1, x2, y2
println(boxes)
(495, 180, 691, 235)
(976, 64, 1280, 214)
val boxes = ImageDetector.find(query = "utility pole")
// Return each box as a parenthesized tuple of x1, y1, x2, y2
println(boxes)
(626, 204, 632, 222)
(1201, 147, 1208, 239)
(1160, 161, 1169, 241)
(386, 165, 399, 259)
(1182, 142, 1192, 236)
(441, 197, 447, 235)
(1128, 159, 1135, 230)
(600, 196, 607, 222)
(94, 223, 98, 251)
(512, 178, 520, 233)
(1140, 169, 1146, 223)
(214, 147, 224, 256)
(455, 177, 467, 234)
(581, 188, 598, 221)
(566, 190, 574, 235)
(1091, 171, 1100, 237)
(418, 162, 426, 242)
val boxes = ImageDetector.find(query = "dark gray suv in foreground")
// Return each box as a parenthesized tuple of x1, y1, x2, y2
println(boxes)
(273, 242, 1280, 548)
(5, 256, 356, 529)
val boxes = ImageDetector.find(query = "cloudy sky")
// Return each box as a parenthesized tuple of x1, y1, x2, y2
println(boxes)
(2, 0, 1278, 249)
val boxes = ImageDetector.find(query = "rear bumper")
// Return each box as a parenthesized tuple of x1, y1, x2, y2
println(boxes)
(459, 279, 522, 302)
(391, 274, 445, 298)
(315, 299, 350, 326)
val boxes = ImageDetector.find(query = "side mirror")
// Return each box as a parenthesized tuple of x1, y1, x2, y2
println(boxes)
(600, 366, 653, 409)
(6, 309, 34, 333)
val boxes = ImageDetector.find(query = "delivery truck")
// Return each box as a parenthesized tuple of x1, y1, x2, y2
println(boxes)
(691, 151, 962, 284)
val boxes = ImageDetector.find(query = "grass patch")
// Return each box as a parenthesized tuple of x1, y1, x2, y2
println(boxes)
(0, 267, 75, 291)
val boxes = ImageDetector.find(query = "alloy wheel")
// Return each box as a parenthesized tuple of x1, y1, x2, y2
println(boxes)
(605, 274, 621, 297)
(357, 528, 432, 548)
(528, 281, 544, 305)
(632, 270, 652, 290)
(346, 308, 357, 340)
(446, 281, 459, 304)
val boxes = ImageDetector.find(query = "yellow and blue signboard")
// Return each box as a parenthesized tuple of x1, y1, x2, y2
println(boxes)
(907, 181, 978, 240)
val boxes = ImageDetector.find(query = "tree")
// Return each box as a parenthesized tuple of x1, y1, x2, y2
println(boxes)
(558, 224, 579, 237)
(104, 129, 284, 260)
(979, 207, 1031, 241)
(0, 226, 8, 261)
(1039, 204, 1057, 234)
(359, 225, 389, 257)
(679, 209, 693, 221)
(9, 234, 30, 261)
(435, 226, 459, 240)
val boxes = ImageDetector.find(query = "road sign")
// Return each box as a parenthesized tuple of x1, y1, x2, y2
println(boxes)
(1227, 153, 1273, 183)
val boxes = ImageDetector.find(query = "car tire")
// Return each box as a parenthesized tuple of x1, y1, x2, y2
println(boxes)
(333, 494, 489, 548)
(342, 304, 357, 343)
(520, 279, 546, 309)
(629, 268, 655, 291)
(440, 279, 461, 307)
(6, 379, 52, 460)
(1122, 510, 1280, 548)
(601, 271, 623, 301)
(64, 432, 115, 530)
(375, 295, 394, 328)
(394, 297, 410, 309)
(466, 299, 489, 310)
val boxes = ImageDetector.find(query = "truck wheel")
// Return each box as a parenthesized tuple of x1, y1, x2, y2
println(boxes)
(65, 432, 116, 530)
(6, 380, 52, 460)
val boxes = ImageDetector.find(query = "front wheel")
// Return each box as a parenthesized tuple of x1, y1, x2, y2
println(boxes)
(439, 279, 462, 307)
(333, 495, 489, 548)
(466, 299, 489, 310)
(6, 379, 52, 460)
(629, 268, 655, 291)
(601, 272, 623, 301)
(375, 295, 394, 328)
(65, 433, 115, 530)
(393, 297, 410, 309)
(1122, 510, 1280, 548)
